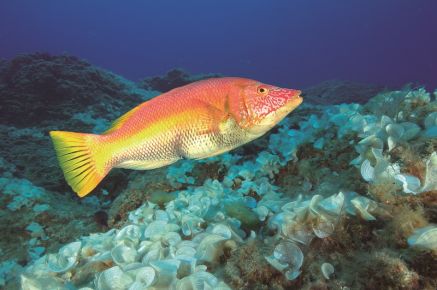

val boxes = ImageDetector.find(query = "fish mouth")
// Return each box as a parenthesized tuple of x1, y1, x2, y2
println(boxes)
(293, 89, 303, 101)
(284, 89, 303, 110)
(246, 90, 303, 136)
(245, 89, 303, 136)
(268, 90, 303, 124)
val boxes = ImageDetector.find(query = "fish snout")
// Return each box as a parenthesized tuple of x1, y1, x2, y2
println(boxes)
(285, 89, 303, 107)
(291, 89, 302, 100)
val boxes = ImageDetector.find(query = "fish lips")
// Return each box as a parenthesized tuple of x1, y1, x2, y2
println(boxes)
(280, 89, 303, 114)
(246, 90, 303, 136)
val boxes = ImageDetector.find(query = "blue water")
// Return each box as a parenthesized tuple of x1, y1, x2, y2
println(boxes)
(1, 1, 437, 289)
(1, 0, 436, 88)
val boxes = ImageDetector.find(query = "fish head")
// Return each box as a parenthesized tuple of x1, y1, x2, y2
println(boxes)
(234, 80, 303, 136)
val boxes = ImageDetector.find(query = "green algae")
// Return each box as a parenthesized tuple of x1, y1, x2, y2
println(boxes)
(224, 202, 260, 231)
(149, 190, 178, 208)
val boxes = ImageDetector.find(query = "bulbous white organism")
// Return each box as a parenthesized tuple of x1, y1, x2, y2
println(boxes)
(321, 262, 335, 279)
(270, 241, 304, 280)
(96, 266, 133, 290)
(149, 259, 180, 287)
(47, 241, 82, 273)
(351, 196, 377, 221)
(408, 225, 437, 251)
(195, 234, 228, 263)
(127, 266, 156, 290)
(211, 224, 232, 239)
(420, 152, 437, 192)
(111, 244, 138, 266)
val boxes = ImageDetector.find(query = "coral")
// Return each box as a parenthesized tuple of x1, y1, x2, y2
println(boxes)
(351, 250, 420, 289)
(0, 56, 433, 289)
(365, 90, 409, 119)
(0, 186, 105, 277)
(0, 260, 23, 289)
(21, 202, 236, 289)
(368, 182, 400, 204)
(224, 240, 291, 290)
(107, 188, 149, 228)
(405, 251, 437, 289)
(191, 161, 226, 185)
(107, 168, 172, 227)
(0, 53, 158, 194)
(391, 145, 427, 181)
(407, 225, 437, 252)
(20, 82, 437, 289)
(387, 205, 428, 246)
(0, 157, 108, 290)
(166, 160, 196, 188)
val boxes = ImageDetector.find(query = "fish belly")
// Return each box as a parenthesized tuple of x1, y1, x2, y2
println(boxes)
(179, 117, 250, 160)
(114, 117, 249, 169)
(114, 131, 181, 170)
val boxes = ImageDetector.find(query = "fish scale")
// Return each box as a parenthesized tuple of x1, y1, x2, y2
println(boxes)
(50, 77, 302, 196)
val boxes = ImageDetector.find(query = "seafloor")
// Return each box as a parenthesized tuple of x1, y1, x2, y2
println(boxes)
(0, 53, 436, 290)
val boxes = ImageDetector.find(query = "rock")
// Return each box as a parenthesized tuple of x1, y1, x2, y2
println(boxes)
(302, 80, 386, 105)
(0, 53, 151, 127)
(138, 68, 221, 92)
(107, 168, 172, 228)
(0, 53, 156, 192)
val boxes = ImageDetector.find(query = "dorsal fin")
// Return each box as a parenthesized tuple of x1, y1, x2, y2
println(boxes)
(103, 102, 146, 134)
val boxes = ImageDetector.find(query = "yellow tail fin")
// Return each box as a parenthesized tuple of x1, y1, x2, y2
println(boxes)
(49, 131, 110, 197)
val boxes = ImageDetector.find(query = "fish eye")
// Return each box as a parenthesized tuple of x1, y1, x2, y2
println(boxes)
(257, 87, 269, 95)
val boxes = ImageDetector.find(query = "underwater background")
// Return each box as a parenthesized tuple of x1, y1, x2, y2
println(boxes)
(0, 1, 436, 289)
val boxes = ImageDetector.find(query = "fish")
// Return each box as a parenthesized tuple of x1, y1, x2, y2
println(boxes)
(50, 77, 302, 197)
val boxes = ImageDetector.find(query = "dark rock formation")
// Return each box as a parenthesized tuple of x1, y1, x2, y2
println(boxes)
(138, 68, 221, 92)
(0, 53, 153, 193)
(0, 53, 148, 128)
(0, 55, 159, 289)
(302, 80, 386, 105)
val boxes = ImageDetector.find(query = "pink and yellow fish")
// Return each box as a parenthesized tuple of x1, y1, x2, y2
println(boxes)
(50, 77, 302, 197)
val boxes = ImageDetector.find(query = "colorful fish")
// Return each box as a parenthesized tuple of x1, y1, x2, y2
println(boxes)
(50, 77, 302, 197)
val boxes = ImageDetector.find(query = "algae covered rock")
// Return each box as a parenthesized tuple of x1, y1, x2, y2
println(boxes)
(138, 68, 221, 92)
(0, 53, 158, 192)
(149, 190, 178, 208)
(303, 80, 385, 105)
(224, 202, 261, 232)
(0, 54, 434, 290)
(107, 168, 172, 227)
(0, 53, 151, 127)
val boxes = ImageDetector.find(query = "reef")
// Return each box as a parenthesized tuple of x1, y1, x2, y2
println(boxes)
(0, 53, 158, 190)
(302, 79, 386, 105)
(0, 53, 158, 289)
(139, 68, 221, 93)
(0, 53, 156, 127)
(0, 53, 436, 289)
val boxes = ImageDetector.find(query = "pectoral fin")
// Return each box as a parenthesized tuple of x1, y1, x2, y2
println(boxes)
(190, 100, 234, 135)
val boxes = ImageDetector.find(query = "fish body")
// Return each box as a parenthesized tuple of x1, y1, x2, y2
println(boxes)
(50, 77, 302, 197)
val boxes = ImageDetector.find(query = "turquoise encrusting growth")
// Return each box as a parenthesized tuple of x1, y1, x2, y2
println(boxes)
(2, 64, 432, 289)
